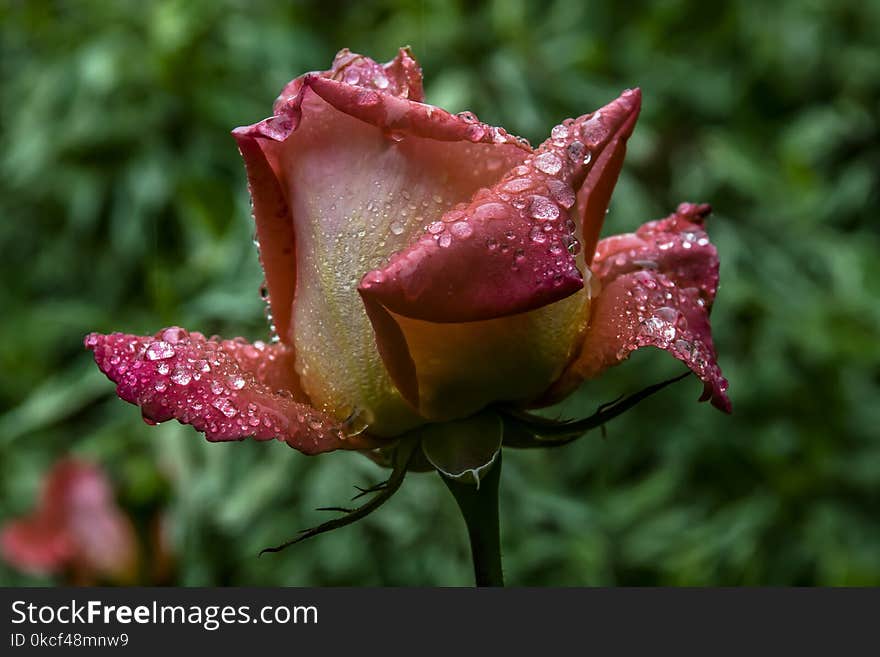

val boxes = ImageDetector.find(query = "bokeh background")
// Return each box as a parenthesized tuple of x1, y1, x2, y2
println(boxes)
(1, 0, 878, 585)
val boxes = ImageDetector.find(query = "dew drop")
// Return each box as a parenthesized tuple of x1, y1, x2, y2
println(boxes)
(466, 124, 486, 141)
(474, 202, 508, 221)
(450, 221, 473, 239)
(551, 124, 569, 141)
(547, 180, 576, 209)
(212, 398, 238, 418)
(161, 327, 186, 343)
(534, 152, 563, 175)
(171, 368, 192, 386)
(145, 341, 174, 361)
(503, 178, 535, 193)
(655, 306, 678, 323)
(530, 226, 547, 244)
(581, 112, 608, 143)
(567, 140, 586, 163)
(529, 196, 560, 221)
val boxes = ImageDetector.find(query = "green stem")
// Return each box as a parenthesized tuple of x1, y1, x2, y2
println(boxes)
(440, 452, 504, 587)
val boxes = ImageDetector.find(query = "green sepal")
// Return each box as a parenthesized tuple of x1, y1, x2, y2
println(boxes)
(421, 411, 502, 487)
(502, 372, 691, 448)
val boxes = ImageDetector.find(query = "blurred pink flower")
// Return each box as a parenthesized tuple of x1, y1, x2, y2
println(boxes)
(1, 460, 138, 584)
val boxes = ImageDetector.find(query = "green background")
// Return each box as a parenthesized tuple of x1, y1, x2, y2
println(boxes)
(1, 0, 878, 585)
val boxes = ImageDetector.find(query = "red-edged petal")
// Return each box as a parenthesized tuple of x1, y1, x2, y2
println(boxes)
(236, 48, 426, 347)
(1, 461, 137, 582)
(235, 136, 297, 343)
(359, 89, 641, 324)
(85, 327, 380, 454)
(554, 203, 730, 412)
(355, 90, 640, 411)
(273, 47, 424, 115)
(232, 50, 530, 433)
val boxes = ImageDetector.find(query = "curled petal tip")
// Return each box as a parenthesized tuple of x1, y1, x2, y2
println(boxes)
(554, 203, 730, 412)
(676, 202, 712, 222)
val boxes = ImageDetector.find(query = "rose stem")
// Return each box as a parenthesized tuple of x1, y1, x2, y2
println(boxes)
(440, 452, 504, 587)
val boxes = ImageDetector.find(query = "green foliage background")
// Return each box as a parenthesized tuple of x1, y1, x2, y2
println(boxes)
(1, 0, 878, 585)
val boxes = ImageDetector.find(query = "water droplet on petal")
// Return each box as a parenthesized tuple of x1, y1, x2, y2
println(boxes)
(450, 221, 473, 239)
(581, 112, 608, 143)
(212, 398, 238, 418)
(529, 196, 560, 221)
(534, 152, 563, 175)
(551, 124, 569, 141)
(655, 306, 678, 323)
(503, 178, 535, 193)
(567, 140, 586, 163)
(161, 327, 186, 343)
(547, 180, 576, 209)
(145, 341, 175, 361)
(171, 368, 192, 386)
(466, 124, 486, 141)
(474, 202, 508, 221)
(530, 226, 547, 243)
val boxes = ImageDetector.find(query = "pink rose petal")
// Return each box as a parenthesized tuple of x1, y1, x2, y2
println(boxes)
(85, 328, 382, 454)
(554, 203, 730, 411)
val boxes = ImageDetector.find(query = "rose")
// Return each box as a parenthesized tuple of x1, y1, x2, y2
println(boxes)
(1, 460, 139, 584)
(85, 47, 728, 460)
